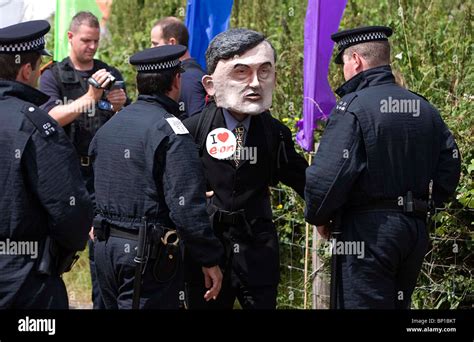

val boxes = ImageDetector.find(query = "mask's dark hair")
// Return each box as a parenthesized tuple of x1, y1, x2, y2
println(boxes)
(69, 11, 100, 32)
(136, 67, 180, 95)
(0, 52, 41, 80)
(206, 28, 277, 74)
(152, 17, 189, 48)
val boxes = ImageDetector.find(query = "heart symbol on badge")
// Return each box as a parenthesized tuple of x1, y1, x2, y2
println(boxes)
(217, 132, 229, 142)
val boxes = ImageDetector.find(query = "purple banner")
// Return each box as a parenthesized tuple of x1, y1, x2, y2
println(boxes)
(296, 0, 347, 151)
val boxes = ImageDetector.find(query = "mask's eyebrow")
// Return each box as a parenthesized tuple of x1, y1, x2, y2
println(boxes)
(259, 62, 273, 68)
(233, 63, 250, 69)
(233, 62, 273, 69)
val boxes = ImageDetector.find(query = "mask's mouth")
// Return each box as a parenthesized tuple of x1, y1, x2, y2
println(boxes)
(244, 92, 262, 101)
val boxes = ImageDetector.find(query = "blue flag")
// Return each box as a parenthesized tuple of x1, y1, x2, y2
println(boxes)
(185, 0, 234, 72)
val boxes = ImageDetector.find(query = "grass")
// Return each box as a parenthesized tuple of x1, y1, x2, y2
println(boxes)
(63, 248, 92, 308)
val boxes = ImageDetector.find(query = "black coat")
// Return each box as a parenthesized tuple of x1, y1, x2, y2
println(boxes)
(305, 65, 461, 225)
(89, 93, 223, 267)
(0, 80, 93, 308)
(183, 105, 308, 286)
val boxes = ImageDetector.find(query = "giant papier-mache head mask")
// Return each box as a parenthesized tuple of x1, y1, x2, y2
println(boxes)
(202, 28, 277, 116)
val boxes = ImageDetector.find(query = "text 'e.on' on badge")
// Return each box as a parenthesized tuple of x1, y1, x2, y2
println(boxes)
(206, 128, 237, 160)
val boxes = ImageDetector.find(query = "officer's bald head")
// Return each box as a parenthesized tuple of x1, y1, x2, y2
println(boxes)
(343, 41, 391, 68)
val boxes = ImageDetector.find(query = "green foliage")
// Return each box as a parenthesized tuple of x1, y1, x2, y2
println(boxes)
(101, 0, 187, 99)
(61, 0, 472, 309)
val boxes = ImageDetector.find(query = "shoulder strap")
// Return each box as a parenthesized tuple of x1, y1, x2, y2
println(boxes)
(335, 92, 358, 114)
(55, 58, 81, 85)
(93, 59, 110, 70)
(22, 105, 58, 138)
(260, 111, 276, 156)
(40, 60, 55, 75)
(195, 102, 218, 156)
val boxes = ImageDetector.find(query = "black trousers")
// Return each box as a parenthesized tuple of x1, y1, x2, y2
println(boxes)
(10, 271, 68, 309)
(186, 269, 277, 309)
(94, 236, 184, 309)
(337, 211, 429, 309)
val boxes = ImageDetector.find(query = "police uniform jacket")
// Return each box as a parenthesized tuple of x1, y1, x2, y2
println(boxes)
(0, 80, 93, 307)
(89, 93, 223, 267)
(305, 65, 461, 225)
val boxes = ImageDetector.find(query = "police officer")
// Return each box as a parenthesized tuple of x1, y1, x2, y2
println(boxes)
(183, 29, 308, 309)
(305, 26, 461, 309)
(0, 20, 93, 309)
(39, 11, 128, 309)
(89, 45, 223, 309)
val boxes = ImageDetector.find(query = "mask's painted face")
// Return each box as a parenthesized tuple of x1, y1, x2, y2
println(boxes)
(202, 41, 276, 115)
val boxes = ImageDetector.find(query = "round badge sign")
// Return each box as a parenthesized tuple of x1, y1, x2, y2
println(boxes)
(206, 128, 237, 160)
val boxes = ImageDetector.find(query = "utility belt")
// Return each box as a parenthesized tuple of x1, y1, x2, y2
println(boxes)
(347, 191, 433, 220)
(93, 217, 180, 283)
(36, 237, 79, 276)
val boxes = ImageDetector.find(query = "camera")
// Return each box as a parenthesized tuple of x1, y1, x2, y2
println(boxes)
(87, 74, 116, 90)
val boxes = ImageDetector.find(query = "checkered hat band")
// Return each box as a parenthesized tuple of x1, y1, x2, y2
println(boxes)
(135, 59, 180, 72)
(338, 32, 387, 50)
(0, 36, 45, 52)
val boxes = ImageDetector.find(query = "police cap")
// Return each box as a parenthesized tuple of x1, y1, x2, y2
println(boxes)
(0, 20, 52, 56)
(129, 45, 187, 73)
(331, 26, 392, 64)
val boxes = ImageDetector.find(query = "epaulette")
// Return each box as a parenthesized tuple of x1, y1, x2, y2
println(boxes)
(335, 92, 358, 114)
(22, 105, 58, 138)
(163, 113, 189, 135)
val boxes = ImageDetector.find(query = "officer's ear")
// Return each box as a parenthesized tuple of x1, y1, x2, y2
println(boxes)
(202, 75, 216, 96)
(171, 71, 181, 91)
(168, 37, 177, 45)
(352, 52, 364, 71)
(16, 62, 34, 84)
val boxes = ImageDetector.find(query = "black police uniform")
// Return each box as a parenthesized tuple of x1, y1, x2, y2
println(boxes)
(89, 45, 223, 309)
(183, 102, 308, 309)
(0, 21, 93, 309)
(39, 47, 129, 310)
(305, 26, 461, 309)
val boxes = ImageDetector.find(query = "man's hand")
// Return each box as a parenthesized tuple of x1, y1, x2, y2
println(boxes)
(317, 225, 330, 240)
(86, 69, 112, 102)
(89, 227, 94, 240)
(202, 265, 223, 301)
(106, 88, 127, 112)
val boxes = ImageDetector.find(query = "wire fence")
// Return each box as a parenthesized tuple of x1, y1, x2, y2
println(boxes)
(272, 185, 473, 309)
